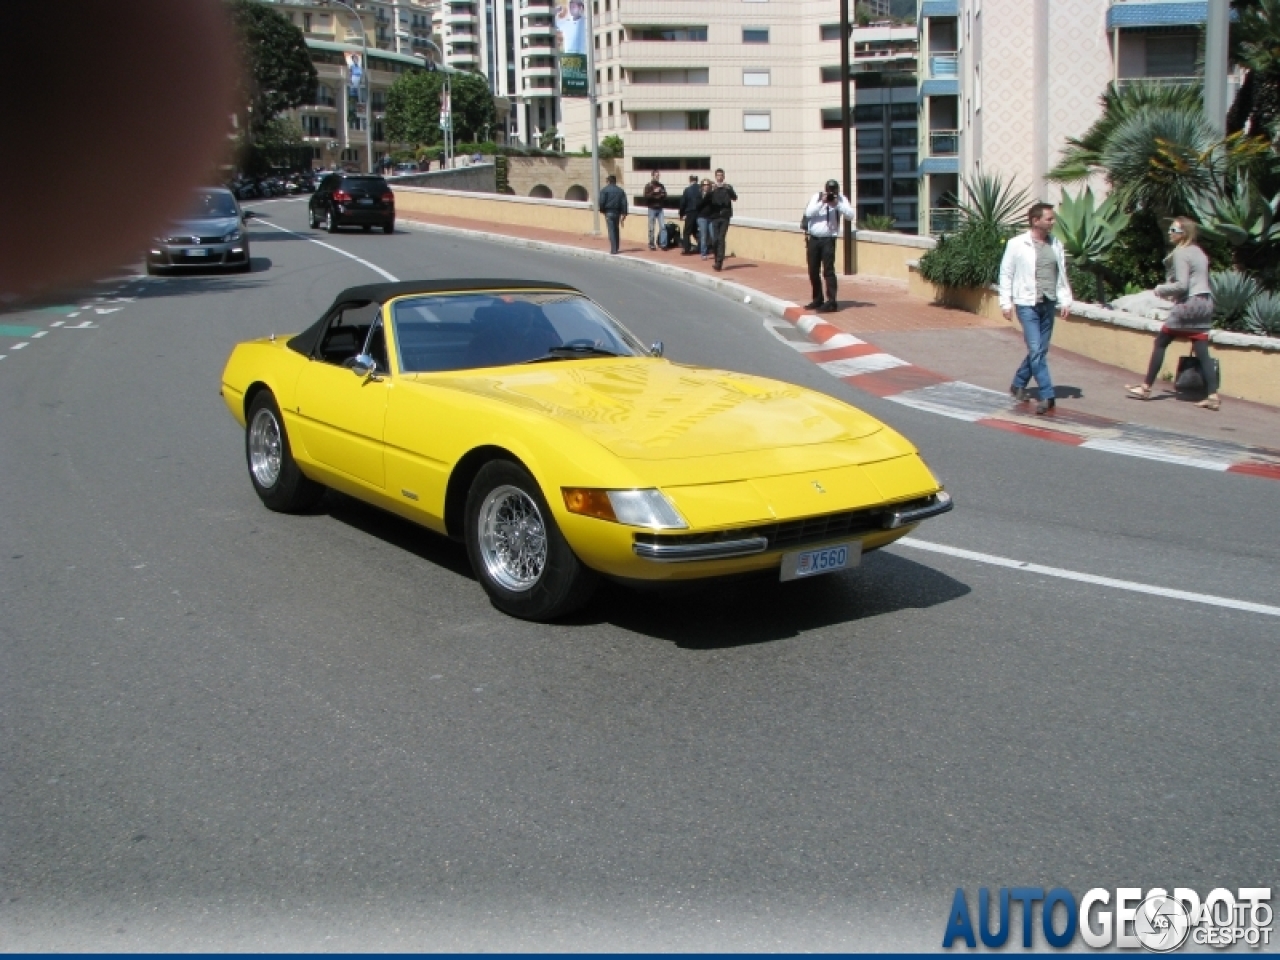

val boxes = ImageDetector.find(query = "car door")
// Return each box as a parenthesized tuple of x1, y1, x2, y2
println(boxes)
(312, 175, 336, 219)
(293, 301, 390, 489)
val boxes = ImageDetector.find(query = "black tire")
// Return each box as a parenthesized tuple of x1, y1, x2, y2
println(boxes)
(362, 224, 372, 233)
(383, 220, 394, 234)
(464, 460, 597, 621)
(325, 208, 338, 233)
(244, 391, 325, 513)
(145, 262, 162, 275)
(309, 206, 320, 229)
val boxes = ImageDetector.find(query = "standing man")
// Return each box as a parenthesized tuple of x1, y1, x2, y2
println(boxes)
(998, 203, 1072, 415)
(802, 179, 856, 313)
(679, 175, 701, 255)
(598, 174, 628, 255)
(707, 168, 737, 271)
(643, 170, 668, 250)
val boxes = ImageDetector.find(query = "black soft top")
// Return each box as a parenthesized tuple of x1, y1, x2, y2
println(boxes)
(289, 278, 581, 356)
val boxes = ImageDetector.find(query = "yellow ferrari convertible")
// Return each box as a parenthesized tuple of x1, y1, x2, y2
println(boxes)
(220, 280, 952, 620)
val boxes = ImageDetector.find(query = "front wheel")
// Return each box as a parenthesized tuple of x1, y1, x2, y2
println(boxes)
(245, 391, 325, 513)
(464, 460, 597, 621)
(324, 209, 337, 233)
(309, 206, 320, 229)
(383, 220, 394, 234)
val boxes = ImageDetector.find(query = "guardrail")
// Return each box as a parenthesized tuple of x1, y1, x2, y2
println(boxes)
(929, 129, 959, 156)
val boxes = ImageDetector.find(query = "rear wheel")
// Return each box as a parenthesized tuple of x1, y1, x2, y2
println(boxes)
(383, 220, 394, 234)
(362, 224, 372, 233)
(245, 391, 325, 513)
(324, 209, 337, 233)
(309, 206, 320, 229)
(464, 460, 597, 621)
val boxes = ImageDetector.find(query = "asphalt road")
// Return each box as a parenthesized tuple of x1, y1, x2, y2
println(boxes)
(2, 202, 1276, 950)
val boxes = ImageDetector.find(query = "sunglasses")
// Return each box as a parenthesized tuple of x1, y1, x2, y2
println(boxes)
(1168, 226, 1184, 234)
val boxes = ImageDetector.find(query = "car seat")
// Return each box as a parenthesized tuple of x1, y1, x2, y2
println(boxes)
(465, 300, 560, 368)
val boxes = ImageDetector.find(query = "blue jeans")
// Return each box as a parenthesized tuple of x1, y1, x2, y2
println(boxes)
(1012, 301, 1056, 400)
(697, 217, 713, 255)
(648, 207, 665, 245)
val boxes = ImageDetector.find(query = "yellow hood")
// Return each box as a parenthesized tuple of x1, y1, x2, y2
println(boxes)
(430, 359, 885, 460)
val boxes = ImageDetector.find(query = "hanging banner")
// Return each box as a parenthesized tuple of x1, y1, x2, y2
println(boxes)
(556, 0, 588, 97)
(345, 51, 365, 101)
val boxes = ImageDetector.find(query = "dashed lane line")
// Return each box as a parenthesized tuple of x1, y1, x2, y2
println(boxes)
(254, 218, 399, 281)
(898, 538, 1280, 619)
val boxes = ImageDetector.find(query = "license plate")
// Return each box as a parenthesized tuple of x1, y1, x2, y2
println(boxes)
(185, 248, 210, 256)
(779, 540, 860, 581)
(357, 198, 374, 206)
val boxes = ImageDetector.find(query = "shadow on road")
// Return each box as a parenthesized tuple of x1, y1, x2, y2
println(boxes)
(320, 490, 970, 643)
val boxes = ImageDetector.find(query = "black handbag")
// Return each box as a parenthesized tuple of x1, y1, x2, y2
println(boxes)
(1174, 348, 1219, 394)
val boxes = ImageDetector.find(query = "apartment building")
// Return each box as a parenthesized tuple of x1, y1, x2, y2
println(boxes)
(264, 0, 440, 57)
(434, 0, 559, 145)
(556, 2, 920, 225)
(918, 0, 1239, 235)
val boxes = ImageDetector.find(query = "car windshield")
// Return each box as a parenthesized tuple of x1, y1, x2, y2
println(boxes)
(391, 291, 648, 372)
(187, 190, 239, 219)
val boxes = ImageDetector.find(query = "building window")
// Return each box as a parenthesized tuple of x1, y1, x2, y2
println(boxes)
(857, 177, 884, 198)
(821, 24, 842, 41)
(858, 203, 886, 219)
(1145, 34, 1198, 77)
(820, 107, 845, 129)
(853, 104, 884, 124)
(892, 202, 918, 223)
(856, 128, 883, 149)
(633, 110, 710, 131)
(304, 12, 312, 31)
(891, 154, 916, 173)
(889, 103, 917, 121)
(630, 68, 709, 83)
(743, 111, 771, 131)
(890, 128, 918, 147)
(742, 27, 770, 43)
(892, 178, 917, 197)
(631, 26, 708, 42)
(743, 69, 770, 86)
(633, 157, 712, 171)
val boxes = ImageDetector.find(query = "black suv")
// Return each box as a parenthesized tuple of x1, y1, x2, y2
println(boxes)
(308, 174, 395, 233)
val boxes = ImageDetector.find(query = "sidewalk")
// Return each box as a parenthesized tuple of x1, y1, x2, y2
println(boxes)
(397, 208, 1279, 475)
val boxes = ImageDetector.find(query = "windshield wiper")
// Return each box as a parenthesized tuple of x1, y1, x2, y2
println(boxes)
(522, 343, 623, 363)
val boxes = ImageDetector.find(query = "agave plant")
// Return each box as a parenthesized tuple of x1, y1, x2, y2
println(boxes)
(1192, 176, 1280, 259)
(1053, 187, 1131, 302)
(956, 173, 1032, 233)
(858, 213, 897, 232)
(1244, 289, 1280, 336)
(1210, 269, 1262, 330)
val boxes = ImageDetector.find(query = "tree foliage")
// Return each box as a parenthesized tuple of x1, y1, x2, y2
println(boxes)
(1228, 0, 1280, 137)
(226, 0, 317, 136)
(385, 69, 496, 147)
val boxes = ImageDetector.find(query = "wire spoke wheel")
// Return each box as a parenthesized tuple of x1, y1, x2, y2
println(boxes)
(248, 407, 283, 488)
(477, 484, 547, 591)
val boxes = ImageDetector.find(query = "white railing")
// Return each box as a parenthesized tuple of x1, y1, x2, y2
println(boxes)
(929, 129, 959, 155)
(927, 207, 962, 235)
(929, 52, 958, 78)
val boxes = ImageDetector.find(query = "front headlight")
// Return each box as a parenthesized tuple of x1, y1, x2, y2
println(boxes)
(223, 229, 242, 243)
(562, 488, 688, 529)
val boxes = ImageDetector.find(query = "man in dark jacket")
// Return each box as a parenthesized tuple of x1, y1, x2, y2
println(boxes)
(706, 168, 737, 271)
(598, 175, 628, 255)
(642, 170, 668, 250)
(678, 175, 701, 255)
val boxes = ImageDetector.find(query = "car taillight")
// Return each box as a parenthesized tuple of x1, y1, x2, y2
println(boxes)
(381, 192, 395, 203)
(332, 190, 352, 203)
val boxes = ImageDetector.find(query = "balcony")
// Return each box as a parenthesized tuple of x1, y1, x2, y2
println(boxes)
(443, 6, 475, 24)
(520, 0, 552, 9)
(521, 17, 556, 37)
(928, 207, 961, 235)
(1116, 75, 1200, 91)
(522, 37, 556, 53)
(929, 52, 957, 78)
(929, 129, 959, 156)
(449, 49, 479, 65)
(522, 62, 557, 79)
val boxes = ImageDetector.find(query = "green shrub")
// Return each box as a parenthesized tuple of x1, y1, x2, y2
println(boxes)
(918, 221, 1008, 289)
(1103, 208, 1167, 292)
(859, 213, 897, 232)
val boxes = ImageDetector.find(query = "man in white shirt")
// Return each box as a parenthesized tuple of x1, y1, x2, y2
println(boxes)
(802, 179, 856, 313)
(998, 203, 1072, 415)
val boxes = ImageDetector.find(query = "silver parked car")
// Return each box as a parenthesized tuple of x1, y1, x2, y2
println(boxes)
(147, 188, 252, 274)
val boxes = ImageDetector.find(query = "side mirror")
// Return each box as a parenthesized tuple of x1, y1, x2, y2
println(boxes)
(349, 353, 378, 378)
(650, 341, 664, 358)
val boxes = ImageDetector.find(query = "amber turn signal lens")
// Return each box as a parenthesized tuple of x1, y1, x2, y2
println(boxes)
(561, 488, 618, 521)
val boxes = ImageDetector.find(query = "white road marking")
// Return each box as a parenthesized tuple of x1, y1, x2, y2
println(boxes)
(898, 538, 1280, 618)
(95, 307, 122, 315)
(32, 331, 47, 339)
(817, 352, 910, 378)
(255, 219, 399, 281)
(49, 321, 64, 328)
(11, 342, 28, 350)
(1079, 437, 1231, 471)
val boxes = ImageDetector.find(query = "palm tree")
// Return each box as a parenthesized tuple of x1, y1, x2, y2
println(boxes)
(1100, 106, 1220, 220)
(955, 173, 1032, 232)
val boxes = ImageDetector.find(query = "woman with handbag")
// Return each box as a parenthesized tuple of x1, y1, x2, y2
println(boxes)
(1125, 217, 1221, 410)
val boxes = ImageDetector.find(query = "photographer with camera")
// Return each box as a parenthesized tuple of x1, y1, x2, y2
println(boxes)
(801, 179, 856, 313)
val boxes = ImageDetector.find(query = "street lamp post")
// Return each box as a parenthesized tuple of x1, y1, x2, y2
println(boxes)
(325, 0, 374, 173)
(419, 39, 452, 170)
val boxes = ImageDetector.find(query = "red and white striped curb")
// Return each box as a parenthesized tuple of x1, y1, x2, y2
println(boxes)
(777, 305, 1280, 482)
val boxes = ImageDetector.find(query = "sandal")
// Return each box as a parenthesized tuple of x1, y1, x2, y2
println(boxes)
(1125, 384, 1151, 400)
(1197, 395, 1221, 411)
